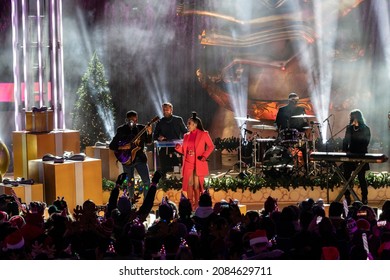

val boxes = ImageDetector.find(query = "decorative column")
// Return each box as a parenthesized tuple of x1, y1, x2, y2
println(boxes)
(11, 0, 65, 131)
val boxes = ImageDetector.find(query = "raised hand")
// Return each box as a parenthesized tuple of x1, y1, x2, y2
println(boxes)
(152, 171, 162, 184)
(73, 205, 83, 222)
(116, 172, 128, 186)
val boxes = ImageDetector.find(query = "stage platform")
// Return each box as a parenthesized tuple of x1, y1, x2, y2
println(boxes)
(3, 152, 389, 212)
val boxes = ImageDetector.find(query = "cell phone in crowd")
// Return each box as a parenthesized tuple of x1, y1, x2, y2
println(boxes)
(357, 210, 367, 217)
(377, 220, 387, 227)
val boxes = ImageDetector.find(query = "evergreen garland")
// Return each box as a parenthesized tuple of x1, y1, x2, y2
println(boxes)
(102, 171, 390, 193)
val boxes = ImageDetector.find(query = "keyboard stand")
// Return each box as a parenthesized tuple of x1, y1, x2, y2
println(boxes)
(333, 162, 366, 202)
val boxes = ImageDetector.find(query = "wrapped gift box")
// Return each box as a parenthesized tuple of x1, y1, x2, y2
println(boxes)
(85, 146, 123, 181)
(13, 130, 80, 178)
(28, 158, 103, 211)
(0, 183, 44, 204)
(25, 110, 54, 132)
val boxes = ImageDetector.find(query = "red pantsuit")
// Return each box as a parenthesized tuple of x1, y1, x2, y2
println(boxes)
(175, 129, 215, 195)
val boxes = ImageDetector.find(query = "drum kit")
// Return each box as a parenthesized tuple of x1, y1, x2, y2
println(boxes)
(233, 114, 321, 178)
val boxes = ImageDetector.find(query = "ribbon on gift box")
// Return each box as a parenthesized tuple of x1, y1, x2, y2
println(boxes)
(21, 133, 28, 178)
(42, 152, 85, 163)
(32, 106, 48, 113)
(74, 162, 85, 207)
(54, 131, 64, 156)
(31, 106, 49, 132)
(21, 185, 32, 204)
(93, 147, 100, 159)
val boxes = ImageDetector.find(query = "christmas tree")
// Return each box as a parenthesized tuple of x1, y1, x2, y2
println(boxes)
(72, 51, 115, 150)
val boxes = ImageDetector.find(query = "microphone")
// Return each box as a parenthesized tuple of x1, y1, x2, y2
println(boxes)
(197, 156, 209, 161)
(243, 128, 253, 134)
(323, 114, 333, 123)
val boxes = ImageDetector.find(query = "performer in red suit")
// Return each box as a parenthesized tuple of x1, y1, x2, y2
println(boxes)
(175, 112, 215, 208)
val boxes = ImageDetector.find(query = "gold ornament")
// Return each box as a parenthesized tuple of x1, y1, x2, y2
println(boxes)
(0, 139, 10, 177)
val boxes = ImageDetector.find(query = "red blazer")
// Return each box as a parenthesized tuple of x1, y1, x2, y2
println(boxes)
(175, 129, 215, 177)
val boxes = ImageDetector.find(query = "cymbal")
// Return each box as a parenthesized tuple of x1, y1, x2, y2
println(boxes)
(234, 116, 261, 122)
(302, 127, 311, 130)
(256, 138, 276, 142)
(290, 114, 316, 118)
(252, 124, 277, 130)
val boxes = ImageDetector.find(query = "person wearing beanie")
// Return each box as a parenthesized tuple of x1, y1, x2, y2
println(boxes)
(0, 210, 8, 223)
(48, 205, 61, 216)
(4, 228, 25, 251)
(8, 215, 26, 229)
(321, 246, 340, 260)
(242, 229, 284, 260)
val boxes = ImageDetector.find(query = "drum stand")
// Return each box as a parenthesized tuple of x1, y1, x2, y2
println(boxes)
(308, 123, 321, 176)
(224, 123, 248, 178)
(247, 134, 261, 177)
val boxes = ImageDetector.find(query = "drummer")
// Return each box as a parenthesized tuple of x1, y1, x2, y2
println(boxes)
(275, 92, 309, 173)
(275, 92, 308, 133)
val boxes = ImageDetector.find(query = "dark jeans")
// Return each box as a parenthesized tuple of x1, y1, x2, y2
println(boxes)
(122, 161, 150, 198)
(343, 162, 369, 201)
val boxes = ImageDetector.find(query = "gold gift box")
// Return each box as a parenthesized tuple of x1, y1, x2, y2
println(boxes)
(85, 146, 123, 181)
(0, 183, 44, 204)
(28, 158, 103, 211)
(12, 130, 80, 179)
(25, 110, 54, 132)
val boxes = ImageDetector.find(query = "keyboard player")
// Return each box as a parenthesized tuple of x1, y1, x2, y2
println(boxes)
(342, 109, 371, 205)
(153, 102, 188, 174)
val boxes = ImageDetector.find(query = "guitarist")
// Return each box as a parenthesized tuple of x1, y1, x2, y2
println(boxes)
(109, 110, 153, 199)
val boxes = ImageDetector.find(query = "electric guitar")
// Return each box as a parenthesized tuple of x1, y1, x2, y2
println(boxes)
(114, 116, 160, 165)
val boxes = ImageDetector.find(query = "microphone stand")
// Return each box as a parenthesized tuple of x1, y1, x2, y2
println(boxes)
(238, 122, 247, 174)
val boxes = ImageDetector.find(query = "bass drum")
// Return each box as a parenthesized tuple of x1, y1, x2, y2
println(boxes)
(263, 146, 294, 168)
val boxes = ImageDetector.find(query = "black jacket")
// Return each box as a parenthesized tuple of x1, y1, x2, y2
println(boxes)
(275, 104, 307, 131)
(153, 115, 187, 141)
(109, 123, 152, 163)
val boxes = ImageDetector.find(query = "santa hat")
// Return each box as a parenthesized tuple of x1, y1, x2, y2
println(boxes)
(321, 246, 340, 260)
(356, 219, 371, 232)
(0, 211, 8, 223)
(9, 215, 26, 229)
(4, 230, 25, 250)
(249, 230, 269, 246)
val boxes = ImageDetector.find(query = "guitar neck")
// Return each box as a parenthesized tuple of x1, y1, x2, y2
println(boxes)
(131, 116, 160, 144)
(132, 126, 148, 144)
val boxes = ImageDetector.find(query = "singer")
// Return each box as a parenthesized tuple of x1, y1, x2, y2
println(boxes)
(175, 112, 215, 208)
(342, 109, 371, 205)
